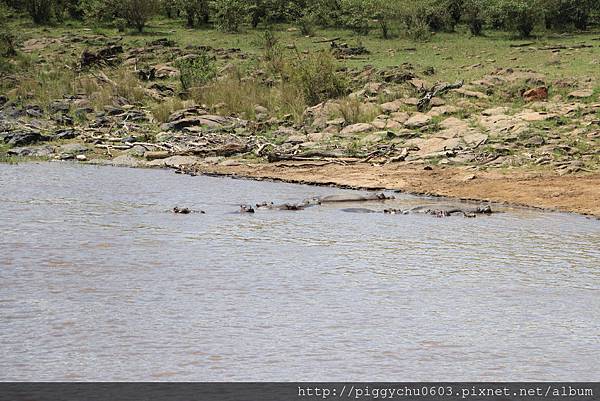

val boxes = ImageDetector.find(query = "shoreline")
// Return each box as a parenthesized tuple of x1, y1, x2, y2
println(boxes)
(3, 158, 600, 218)
(189, 161, 600, 218)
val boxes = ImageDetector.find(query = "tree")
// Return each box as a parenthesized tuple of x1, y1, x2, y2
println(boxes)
(24, 0, 53, 24)
(499, 0, 542, 37)
(463, 0, 485, 35)
(211, 0, 246, 32)
(181, 0, 209, 27)
(121, 0, 159, 32)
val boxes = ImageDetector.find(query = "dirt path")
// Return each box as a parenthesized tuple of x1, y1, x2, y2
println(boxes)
(194, 162, 600, 217)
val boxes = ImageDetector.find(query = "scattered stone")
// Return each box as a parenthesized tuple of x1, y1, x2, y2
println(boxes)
(568, 89, 594, 99)
(522, 86, 548, 102)
(1, 130, 50, 146)
(339, 123, 373, 137)
(405, 113, 432, 128)
(76, 154, 87, 161)
(7, 145, 55, 158)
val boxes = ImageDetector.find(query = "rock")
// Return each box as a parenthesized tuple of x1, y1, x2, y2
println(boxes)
(160, 114, 232, 131)
(525, 135, 545, 147)
(522, 86, 548, 102)
(390, 112, 410, 124)
(339, 123, 373, 137)
(7, 145, 55, 158)
(452, 88, 489, 99)
(516, 111, 555, 122)
(414, 137, 462, 157)
(126, 145, 147, 157)
(59, 143, 89, 155)
(254, 105, 268, 115)
(405, 113, 432, 128)
(463, 133, 488, 148)
(53, 129, 79, 140)
(568, 89, 594, 99)
(76, 154, 87, 161)
(146, 155, 200, 168)
(145, 151, 171, 160)
(0, 95, 7, 106)
(286, 135, 308, 144)
(380, 100, 403, 113)
(364, 82, 384, 95)
(482, 107, 509, 116)
(109, 154, 143, 167)
(1, 130, 50, 146)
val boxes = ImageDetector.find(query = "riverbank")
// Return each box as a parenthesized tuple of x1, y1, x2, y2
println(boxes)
(192, 161, 600, 217)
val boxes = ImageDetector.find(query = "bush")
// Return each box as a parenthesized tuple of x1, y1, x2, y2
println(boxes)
(212, 0, 246, 32)
(298, 11, 317, 36)
(121, 0, 159, 32)
(286, 50, 347, 105)
(115, 17, 127, 32)
(176, 52, 217, 91)
(182, 0, 209, 27)
(499, 0, 542, 37)
(544, 0, 595, 30)
(463, 0, 485, 35)
(25, 0, 53, 24)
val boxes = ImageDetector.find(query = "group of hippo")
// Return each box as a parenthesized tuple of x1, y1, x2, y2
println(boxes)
(173, 192, 495, 218)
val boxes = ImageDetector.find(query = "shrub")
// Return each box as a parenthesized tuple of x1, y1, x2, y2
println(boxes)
(24, 0, 53, 24)
(176, 52, 217, 91)
(298, 11, 317, 36)
(463, 0, 485, 35)
(212, 0, 246, 32)
(285, 50, 348, 106)
(115, 17, 127, 32)
(121, 0, 159, 32)
(499, 0, 542, 38)
(544, 0, 595, 30)
(182, 0, 209, 27)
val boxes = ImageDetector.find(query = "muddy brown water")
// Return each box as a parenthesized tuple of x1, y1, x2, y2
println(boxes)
(1, 162, 599, 381)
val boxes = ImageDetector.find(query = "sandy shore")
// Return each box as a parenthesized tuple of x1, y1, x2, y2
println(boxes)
(193, 161, 600, 217)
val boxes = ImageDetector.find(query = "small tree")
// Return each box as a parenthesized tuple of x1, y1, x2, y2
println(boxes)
(121, 0, 159, 32)
(500, 0, 542, 38)
(181, 0, 209, 27)
(211, 0, 245, 32)
(24, 0, 53, 24)
(463, 0, 485, 35)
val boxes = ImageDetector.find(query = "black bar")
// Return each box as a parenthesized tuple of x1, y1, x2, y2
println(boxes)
(0, 383, 598, 401)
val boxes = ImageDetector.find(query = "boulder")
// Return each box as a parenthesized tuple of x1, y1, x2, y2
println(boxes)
(339, 123, 373, 137)
(568, 89, 594, 99)
(1, 130, 50, 146)
(405, 113, 432, 128)
(522, 87, 548, 102)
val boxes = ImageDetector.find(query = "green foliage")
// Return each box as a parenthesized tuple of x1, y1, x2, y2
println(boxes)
(211, 0, 246, 32)
(181, 0, 209, 27)
(0, 4, 17, 62)
(463, 0, 485, 35)
(121, 0, 159, 32)
(544, 0, 596, 30)
(286, 50, 347, 105)
(176, 52, 217, 91)
(498, 0, 543, 37)
(25, 0, 53, 24)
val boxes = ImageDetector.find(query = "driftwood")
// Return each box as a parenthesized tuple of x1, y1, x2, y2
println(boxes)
(417, 80, 464, 112)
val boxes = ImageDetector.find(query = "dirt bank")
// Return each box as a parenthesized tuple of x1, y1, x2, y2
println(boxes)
(193, 161, 600, 217)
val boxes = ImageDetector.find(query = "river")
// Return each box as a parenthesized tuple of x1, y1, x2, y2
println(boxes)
(1, 162, 599, 381)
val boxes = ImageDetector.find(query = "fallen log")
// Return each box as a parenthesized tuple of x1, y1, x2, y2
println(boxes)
(417, 80, 464, 112)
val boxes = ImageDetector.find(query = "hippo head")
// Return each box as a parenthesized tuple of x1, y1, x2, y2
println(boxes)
(476, 205, 492, 214)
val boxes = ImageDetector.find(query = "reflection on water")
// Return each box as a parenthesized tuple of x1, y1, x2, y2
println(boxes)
(1, 162, 599, 381)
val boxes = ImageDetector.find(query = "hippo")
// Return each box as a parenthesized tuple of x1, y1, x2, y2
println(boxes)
(172, 207, 205, 214)
(255, 199, 321, 211)
(239, 204, 255, 214)
(408, 204, 493, 217)
(317, 193, 395, 203)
